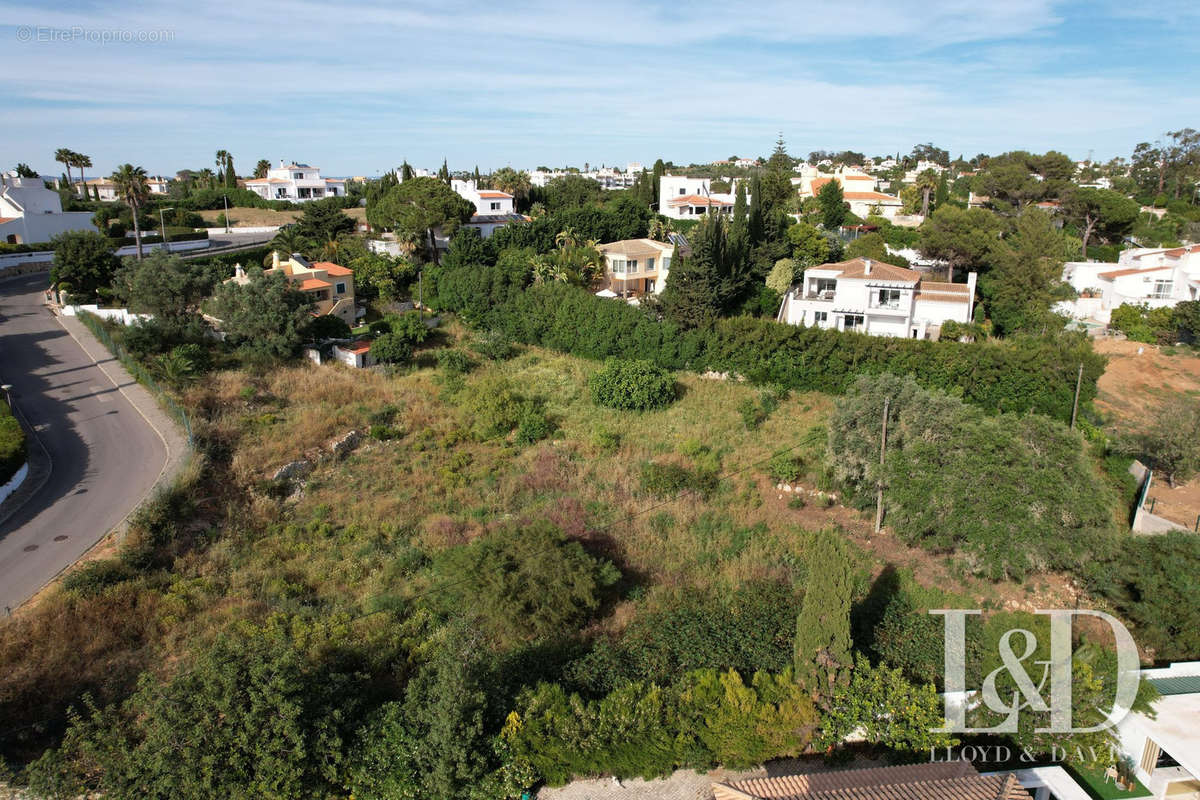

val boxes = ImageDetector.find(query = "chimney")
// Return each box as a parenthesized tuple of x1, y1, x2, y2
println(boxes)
(863, 258, 872, 275)
(234, 263, 245, 279)
(271, 250, 280, 270)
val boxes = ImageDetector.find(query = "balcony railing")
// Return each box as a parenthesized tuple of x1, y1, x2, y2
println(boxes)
(803, 290, 836, 301)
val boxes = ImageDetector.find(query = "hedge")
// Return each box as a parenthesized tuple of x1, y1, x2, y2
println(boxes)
(0, 402, 27, 485)
(109, 230, 208, 247)
(466, 280, 1104, 422)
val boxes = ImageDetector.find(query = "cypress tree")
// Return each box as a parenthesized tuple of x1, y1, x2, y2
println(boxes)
(793, 529, 853, 705)
(438, 159, 450, 183)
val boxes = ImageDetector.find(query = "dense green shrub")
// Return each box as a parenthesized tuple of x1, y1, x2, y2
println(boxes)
(471, 329, 518, 361)
(504, 667, 816, 786)
(427, 520, 619, 646)
(514, 402, 553, 446)
(828, 373, 1120, 580)
(62, 560, 137, 597)
(588, 359, 676, 411)
(459, 375, 527, 440)
(371, 332, 413, 365)
(436, 348, 473, 376)
(638, 461, 717, 498)
(767, 451, 804, 483)
(567, 582, 800, 693)
(0, 402, 25, 485)
(1084, 533, 1200, 660)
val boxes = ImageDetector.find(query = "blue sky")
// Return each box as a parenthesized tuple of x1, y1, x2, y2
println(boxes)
(2, 0, 1197, 178)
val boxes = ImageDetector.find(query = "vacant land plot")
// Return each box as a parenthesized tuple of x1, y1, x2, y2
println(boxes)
(198, 205, 367, 228)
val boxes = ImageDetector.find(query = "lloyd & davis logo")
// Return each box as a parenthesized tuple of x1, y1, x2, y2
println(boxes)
(932, 609, 1141, 734)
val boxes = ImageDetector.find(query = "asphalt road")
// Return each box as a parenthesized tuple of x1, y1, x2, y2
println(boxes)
(0, 273, 166, 611)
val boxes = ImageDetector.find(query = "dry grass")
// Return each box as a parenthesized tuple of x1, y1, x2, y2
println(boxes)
(197, 206, 366, 228)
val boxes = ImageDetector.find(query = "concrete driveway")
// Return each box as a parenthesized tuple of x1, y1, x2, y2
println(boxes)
(0, 273, 167, 611)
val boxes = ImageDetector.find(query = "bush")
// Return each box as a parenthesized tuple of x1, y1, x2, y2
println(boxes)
(590, 426, 620, 452)
(639, 461, 717, 499)
(460, 375, 526, 440)
(767, 452, 804, 483)
(62, 559, 136, 597)
(387, 311, 430, 345)
(515, 402, 553, 446)
(471, 329, 517, 360)
(828, 373, 1120, 580)
(0, 402, 26, 485)
(371, 332, 414, 365)
(436, 348, 474, 376)
(588, 358, 676, 411)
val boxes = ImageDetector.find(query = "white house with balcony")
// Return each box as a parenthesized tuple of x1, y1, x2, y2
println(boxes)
(797, 167, 904, 220)
(244, 161, 346, 202)
(0, 172, 95, 244)
(777, 257, 976, 339)
(1057, 245, 1200, 324)
(658, 175, 737, 219)
(450, 179, 529, 238)
(1113, 661, 1200, 800)
(595, 238, 677, 298)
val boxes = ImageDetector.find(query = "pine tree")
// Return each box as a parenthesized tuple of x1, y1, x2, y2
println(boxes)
(661, 214, 725, 327)
(794, 529, 853, 704)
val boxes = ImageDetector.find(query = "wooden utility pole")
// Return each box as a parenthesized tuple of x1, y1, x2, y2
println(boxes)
(1070, 363, 1083, 429)
(874, 397, 889, 534)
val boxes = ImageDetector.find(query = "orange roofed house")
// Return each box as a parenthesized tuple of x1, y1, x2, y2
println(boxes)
(797, 167, 903, 220)
(713, 761, 1034, 800)
(228, 252, 358, 327)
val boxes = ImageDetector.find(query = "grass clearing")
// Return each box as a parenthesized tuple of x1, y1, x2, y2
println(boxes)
(197, 206, 366, 228)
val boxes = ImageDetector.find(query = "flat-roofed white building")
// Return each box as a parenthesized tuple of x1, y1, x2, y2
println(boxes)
(658, 175, 737, 219)
(0, 172, 95, 244)
(245, 161, 346, 202)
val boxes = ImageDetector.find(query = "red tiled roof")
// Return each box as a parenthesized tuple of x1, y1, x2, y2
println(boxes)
(478, 190, 512, 198)
(312, 261, 353, 276)
(820, 257, 921, 282)
(713, 761, 1029, 800)
(340, 340, 372, 354)
(297, 277, 332, 291)
(1098, 265, 1173, 279)
(844, 191, 901, 202)
(0, 217, 16, 224)
(667, 194, 732, 206)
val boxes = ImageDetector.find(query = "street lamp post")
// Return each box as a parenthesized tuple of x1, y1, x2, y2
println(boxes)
(159, 206, 174, 253)
(223, 194, 230, 234)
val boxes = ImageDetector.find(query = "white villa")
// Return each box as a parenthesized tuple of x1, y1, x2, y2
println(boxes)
(244, 161, 346, 203)
(81, 175, 169, 202)
(777, 257, 977, 339)
(1115, 661, 1200, 799)
(658, 175, 738, 219)
(796, 167, 903, 220)
(0, 172, 95, 244)
(1058, 245, 1200, 324)
(595, 238, 676, 298)
(450, 179, 529, 238)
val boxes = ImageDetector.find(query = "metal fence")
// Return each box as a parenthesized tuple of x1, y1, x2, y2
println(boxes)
(75, 312, 194, 445)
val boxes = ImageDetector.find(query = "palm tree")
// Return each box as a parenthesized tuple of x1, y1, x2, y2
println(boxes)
(54, 148, 75, 192)
(254, 159, 271, 179)
(73, 153, 93, 192)
(915, 168, 939, 218)
(110, 163, 150, 260)
(197, 168, 217, 190)
(554, 227, 579, 250)
(270, 226, 307, 258)
(215, 150, 230, 185)
(647, 217, 673, 242)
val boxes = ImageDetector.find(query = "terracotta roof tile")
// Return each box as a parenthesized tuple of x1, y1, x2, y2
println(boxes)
(298, 277, 331, 291)
(312, 261, 353, 276)
(824, 257, 920, 282)
(667, 194, 732, 206)
(1098, 265, 1173, 279)
(478, 190, 513, 198)
(713, 762, 1030, 800)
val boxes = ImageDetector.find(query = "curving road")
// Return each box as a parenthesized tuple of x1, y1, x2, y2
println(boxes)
(0, 273, 166, 611)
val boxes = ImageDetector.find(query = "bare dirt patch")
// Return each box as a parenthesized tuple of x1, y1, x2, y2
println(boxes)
(1093, 338, 1200, 528)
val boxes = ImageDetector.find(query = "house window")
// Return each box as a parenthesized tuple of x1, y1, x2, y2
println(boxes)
(335, 282, 346, 295)
(1151, 280, 1173, 299)
(646, 257, 655, 271)
(813, 278, 837, 297)
(490, 201, 500, 211)
(663, 257, 671, 271)
(876, 288, 902, 308)
(813, 311, 828, 325)
(679, 188, 686, 195)
(293, 172, 303, 179)
(694, 206, 707, 214)
(843, 314, 864, 330)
